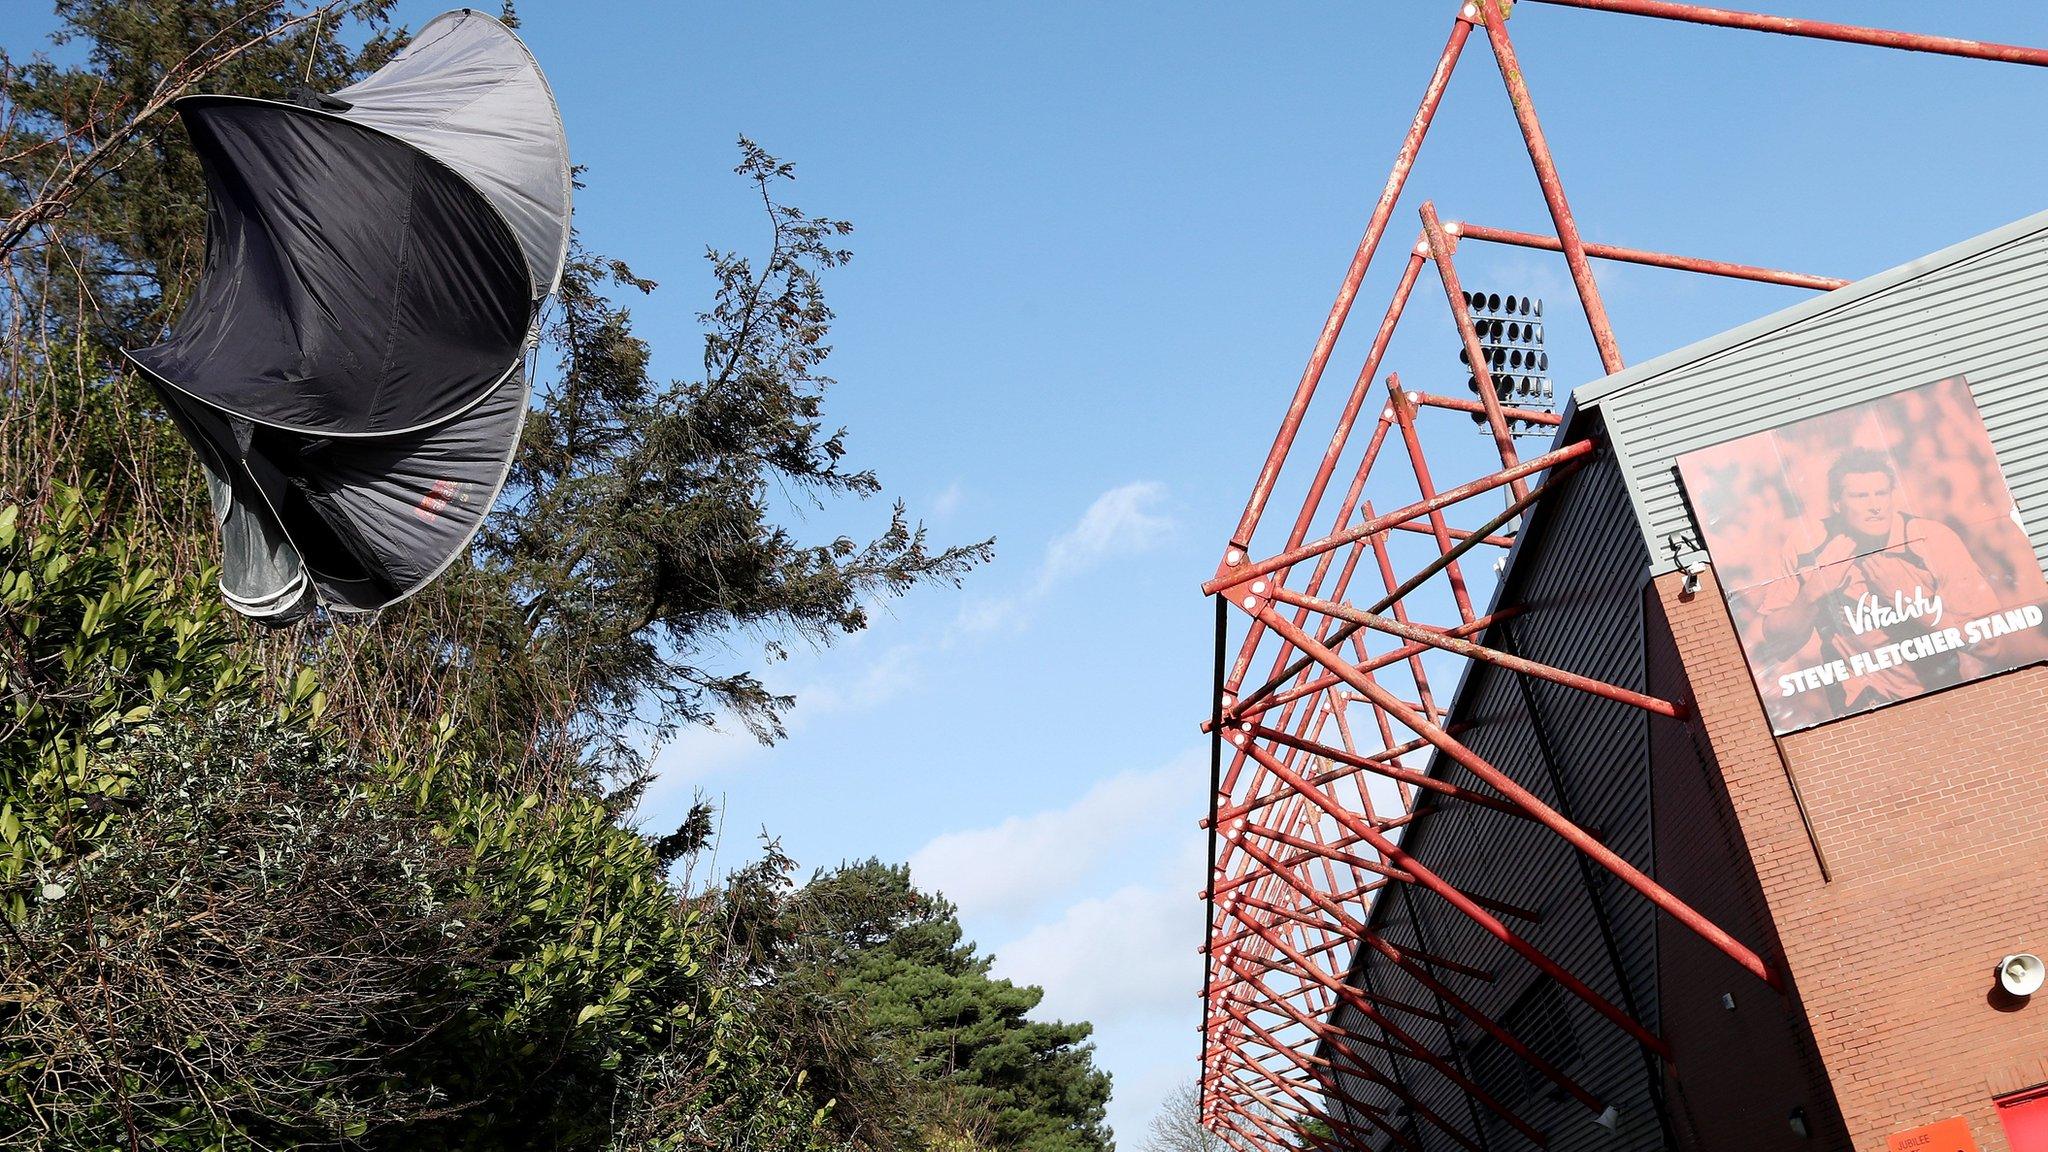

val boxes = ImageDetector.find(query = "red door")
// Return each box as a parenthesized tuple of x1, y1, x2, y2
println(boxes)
(1998, 1086, 2048, 1152)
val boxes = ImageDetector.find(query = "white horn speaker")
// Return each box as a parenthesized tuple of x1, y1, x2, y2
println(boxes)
(1998, 952, 2044, 997)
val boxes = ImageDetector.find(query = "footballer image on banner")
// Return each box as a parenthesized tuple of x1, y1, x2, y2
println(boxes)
(1678, 375, 2048, 734)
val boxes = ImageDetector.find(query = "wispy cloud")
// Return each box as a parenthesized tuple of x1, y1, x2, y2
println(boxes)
(1037, 481, 1175, 591)
(651, 483, 1176, 798)
(649, 634, 919, 779)
(930, 481, 967, 519)
(957, 480, 1177, 637)
(908, 747, 1202, 924)
(991, 880, 1201, 1026)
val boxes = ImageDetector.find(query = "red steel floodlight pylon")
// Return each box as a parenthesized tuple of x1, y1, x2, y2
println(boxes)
(1196, 3, 2048, 1150)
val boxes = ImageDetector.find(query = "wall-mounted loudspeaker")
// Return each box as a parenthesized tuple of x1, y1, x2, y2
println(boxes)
(1998, 952, 2045, 997)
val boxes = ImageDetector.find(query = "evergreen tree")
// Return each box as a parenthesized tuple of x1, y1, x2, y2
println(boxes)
(790, 862, 1116, 1152)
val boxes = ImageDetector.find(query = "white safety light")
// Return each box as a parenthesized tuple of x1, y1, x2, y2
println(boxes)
(1998, 952, 2045, 997)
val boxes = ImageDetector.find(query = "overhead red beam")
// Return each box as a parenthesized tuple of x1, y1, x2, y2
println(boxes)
(1525, 0, 2048, 66)
(1205, 438, 1596, 593)
(1264, 585, 1689, 718)
(1216, 898, 1549, 1144)
(1234, 721, 1675, 1055)
(1449, 220, 1848, 291)
(1419, 205, 1527, 497)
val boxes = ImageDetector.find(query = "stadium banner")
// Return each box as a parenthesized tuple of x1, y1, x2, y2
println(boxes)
(1677, 376, 2048, 734)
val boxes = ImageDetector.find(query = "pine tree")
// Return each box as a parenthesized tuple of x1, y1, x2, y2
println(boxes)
(790, 862, 1116, 1152)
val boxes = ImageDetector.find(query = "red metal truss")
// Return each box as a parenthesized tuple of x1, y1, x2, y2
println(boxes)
(1196, 3, 2048, 1149)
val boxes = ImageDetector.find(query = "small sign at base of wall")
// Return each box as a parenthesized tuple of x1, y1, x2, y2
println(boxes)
(1888, 1116, 1979, 1152)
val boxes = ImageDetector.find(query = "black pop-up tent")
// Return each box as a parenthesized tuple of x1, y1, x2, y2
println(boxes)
(125, 9, 571, 623)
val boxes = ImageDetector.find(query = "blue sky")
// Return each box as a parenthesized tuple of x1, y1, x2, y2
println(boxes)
(12, 1, 2048, 1143)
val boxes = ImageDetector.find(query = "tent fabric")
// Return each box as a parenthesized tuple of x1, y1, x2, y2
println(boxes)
(124, 9, 569, 622)
(335, 9, 574, 298)
(254, 362, 531, 610)
(128, 95, 531, 438)
(155, 384, 315, 622)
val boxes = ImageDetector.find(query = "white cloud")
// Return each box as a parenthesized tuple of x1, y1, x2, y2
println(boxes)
(990, 881, 1201, 1026)
(1038, 481, 1175, 591)
(950, 591, 1028, 638)
(930, 481, 966, 518)
(951, 480, 1176, 638)
(648, 639, 922, 787)
(799, 642, 922, 713)
(651, 718, 770, 784)
(909, 747, 1203, 924)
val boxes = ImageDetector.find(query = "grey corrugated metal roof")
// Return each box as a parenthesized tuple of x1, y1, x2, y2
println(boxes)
(1575, 205, 2048, 576)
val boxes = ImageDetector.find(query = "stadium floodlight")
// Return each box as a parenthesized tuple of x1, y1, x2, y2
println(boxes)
(1459, 289, 1552, 437)
(124, 10, 572, 624)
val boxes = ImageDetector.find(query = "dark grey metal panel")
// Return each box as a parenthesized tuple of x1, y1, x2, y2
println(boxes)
(1330, 448, 1664, 1152)
(1576, 207, 2048, 577)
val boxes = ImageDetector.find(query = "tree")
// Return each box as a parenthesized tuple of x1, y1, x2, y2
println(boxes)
(1140, 1080, 1224, 1152)
(0, 5, 1046, 1151)
(787, 861, 1115, 1152)
(473, 141, 992, 769)
(1, 2, 992, 788)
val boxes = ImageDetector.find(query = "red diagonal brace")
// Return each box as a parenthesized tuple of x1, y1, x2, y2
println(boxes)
(1249, 601, 1782, 992)
(1232, 721, 1675, 1055)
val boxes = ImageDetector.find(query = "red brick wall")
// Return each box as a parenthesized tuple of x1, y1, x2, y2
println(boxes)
(1656, 568, 2048, 1152)
(1644, 583, 1850, 1152)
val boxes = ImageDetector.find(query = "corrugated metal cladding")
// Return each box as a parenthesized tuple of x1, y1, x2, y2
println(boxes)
(1577, 206, 2048, 577)
(1326, 444, 1669, 1152)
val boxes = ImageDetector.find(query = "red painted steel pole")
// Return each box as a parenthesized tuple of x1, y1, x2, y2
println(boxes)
(1479, 0, 1627, 375)
(1233, 728, 1674, 1056)
(1242, 824, 1538, 922)
(1228, 610, 1507, 717)
(1362, 501, 1448, 716)
(1360, 928, 1611, 1113)
(1266, 586, 1690, 718)
(1251, 723, 1531, 819)
(1218, 251, 1422, 695)
(1232, 905, 1611, 1120)
(1450, 220, 1848, 290)
(1225, 984, 1485, 1151)
(1250, 722, 1528, 818)
(1212, 1016, 1474, 1147)
(1221, 901, 1551, 1145)
(1219, 1020, 1443, 1152)
(1213, 1039, 1408, 1148)
(1526, 0, 2048, 66)
(1227, 20, 1474, 552)
(1413, 390, 1564, 426)
(1419, 203, 1529, 497)
(1204, 438, 1596, 592)
(1229, 463, 1568, 713)
(1226, 921, 1498, 985)
(1383, 379, 1479, 621)
(1249, 605, 1783, 991)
